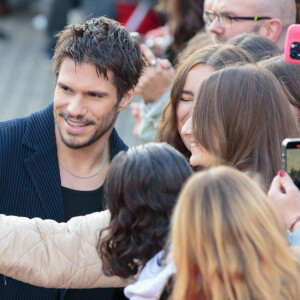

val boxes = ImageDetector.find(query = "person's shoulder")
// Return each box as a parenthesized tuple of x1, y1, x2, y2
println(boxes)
(0, 104, 54, 145)
(0, 115, 30, 158)
(27, 103, 54, 125)
(0, 104, 53, 132)
(0, 115, 30, 134)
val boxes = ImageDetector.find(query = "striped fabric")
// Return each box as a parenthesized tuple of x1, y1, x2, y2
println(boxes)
(0, 103, 128, 299)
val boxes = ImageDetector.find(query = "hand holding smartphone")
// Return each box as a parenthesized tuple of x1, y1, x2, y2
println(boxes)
(282, 138, 300, 189)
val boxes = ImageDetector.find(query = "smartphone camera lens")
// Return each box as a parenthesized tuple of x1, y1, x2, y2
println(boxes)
(291, 52, 298, 59)
(290, 42, 300, 60)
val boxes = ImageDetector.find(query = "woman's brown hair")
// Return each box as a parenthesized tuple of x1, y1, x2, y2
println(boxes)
(157, 44, 255, 159)
(227, 33, 281, 62)
(193, 65, 299, 190)
(259, 55, 300, 126)
(171, 166, 300, 300)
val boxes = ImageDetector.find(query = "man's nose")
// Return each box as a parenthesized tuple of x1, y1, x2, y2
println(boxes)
(207, 17, 225, 35)
(67, 95, 87, 117)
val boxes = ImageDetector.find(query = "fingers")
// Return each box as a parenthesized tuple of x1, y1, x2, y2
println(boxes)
(141, 45, 158, 68)
(278, 170, 299, 193)
(157, 58, 173, 71)
(136, 47, 173, 103)
(268, 171, 300, 229)
(145, 26, 169, 39)
(268, 171, 298, 199)
(268, 175, 283, 199)
(140, 44, 156, 65)
(140, 45, 174, 71)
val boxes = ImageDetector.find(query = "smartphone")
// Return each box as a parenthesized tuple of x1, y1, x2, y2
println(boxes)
(284, 24, 300, 64)
(282, 138, 300, 189)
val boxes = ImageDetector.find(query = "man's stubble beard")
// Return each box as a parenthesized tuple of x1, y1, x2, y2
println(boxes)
(54, 103, 119, 150)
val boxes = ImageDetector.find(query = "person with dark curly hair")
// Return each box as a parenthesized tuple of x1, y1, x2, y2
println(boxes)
(0, 142, 193, 299)
(98, 142, 192, 280)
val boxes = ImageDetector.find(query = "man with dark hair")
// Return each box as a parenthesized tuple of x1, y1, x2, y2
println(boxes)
(0, 16, 145, 300)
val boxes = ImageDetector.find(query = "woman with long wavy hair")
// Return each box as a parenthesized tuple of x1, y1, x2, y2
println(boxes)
(171, 166, 300, 300)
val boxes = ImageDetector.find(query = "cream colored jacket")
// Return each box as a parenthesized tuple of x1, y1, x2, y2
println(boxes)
(0, 210, 132, 288)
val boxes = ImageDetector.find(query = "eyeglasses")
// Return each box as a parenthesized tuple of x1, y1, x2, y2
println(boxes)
(205, 10, 271, 28)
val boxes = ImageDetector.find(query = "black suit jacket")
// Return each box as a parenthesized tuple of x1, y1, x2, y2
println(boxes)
(0, 103, 128, 299)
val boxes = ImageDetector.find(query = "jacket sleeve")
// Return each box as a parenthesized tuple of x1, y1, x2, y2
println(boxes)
(0, 210, 132, 288)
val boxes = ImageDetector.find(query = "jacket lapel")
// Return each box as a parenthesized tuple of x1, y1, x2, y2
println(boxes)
(22, 104, 64, 221)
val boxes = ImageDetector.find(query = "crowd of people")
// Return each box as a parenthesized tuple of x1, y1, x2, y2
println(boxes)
(1, 0, 300, 299)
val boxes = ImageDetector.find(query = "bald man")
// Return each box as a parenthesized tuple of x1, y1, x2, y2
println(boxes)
(206, 0, 296, 48)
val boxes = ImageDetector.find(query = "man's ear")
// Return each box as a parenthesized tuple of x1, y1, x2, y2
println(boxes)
(118, 87, 135, 112)
(259, 18, 282, 44)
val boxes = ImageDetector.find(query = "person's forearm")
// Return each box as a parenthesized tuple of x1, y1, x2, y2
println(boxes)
(0, 211, 131, 288)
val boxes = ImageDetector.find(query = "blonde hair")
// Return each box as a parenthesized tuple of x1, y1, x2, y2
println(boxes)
(171, 166, 300, 300)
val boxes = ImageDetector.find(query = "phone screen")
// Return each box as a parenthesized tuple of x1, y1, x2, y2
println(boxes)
(286, 147, 300, 189)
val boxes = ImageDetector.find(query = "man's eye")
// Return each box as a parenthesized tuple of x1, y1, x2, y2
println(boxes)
(220, 15, 231, 22)
(89, 93, 102, 99)
(61, 86, 71, 92)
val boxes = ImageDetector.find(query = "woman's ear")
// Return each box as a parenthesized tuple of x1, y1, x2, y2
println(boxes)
(118, 87, 135, 112)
